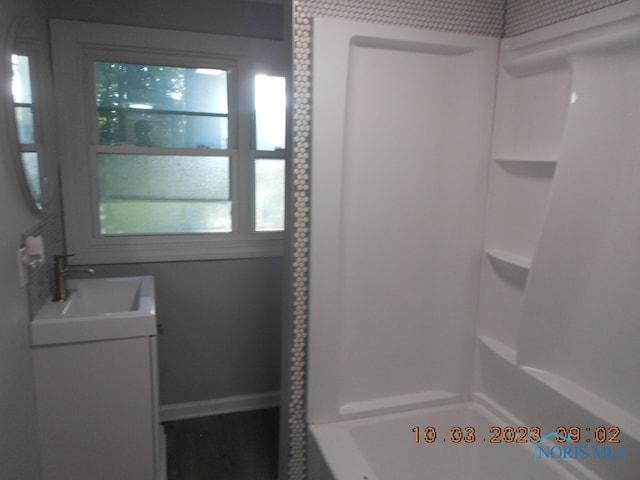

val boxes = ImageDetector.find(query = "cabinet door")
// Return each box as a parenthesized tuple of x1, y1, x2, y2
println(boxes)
(33, 337, 156, 480)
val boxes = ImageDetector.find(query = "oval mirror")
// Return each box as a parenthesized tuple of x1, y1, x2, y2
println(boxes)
(4, 17, 51, 212)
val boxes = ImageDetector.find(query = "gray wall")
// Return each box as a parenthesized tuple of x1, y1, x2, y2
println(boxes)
(43, 0, 286, 406)
(0, 0, 48, 478)
(42, 0, 284, 39)
(95, 259, 282, 405)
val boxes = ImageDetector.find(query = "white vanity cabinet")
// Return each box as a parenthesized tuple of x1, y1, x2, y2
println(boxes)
(30, 276, 160, 480)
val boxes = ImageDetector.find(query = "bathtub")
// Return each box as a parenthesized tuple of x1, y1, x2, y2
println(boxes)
(308, 401, 586, 480)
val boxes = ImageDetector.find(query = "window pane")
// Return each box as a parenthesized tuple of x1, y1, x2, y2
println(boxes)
(12, 55, 36, 144)
(98, 154, 231, 234)
(254, 74, 285, 151)
(97, 110, 228, 148)
(255, 158, 285, 231)
(14, 106, 35, 144)
(95, 62, 229, 148)
(21, 152, 40, 202)
(11, 55, 32, 104)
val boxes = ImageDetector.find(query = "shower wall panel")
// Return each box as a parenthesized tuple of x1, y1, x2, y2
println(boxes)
(307, 18, 498, 424)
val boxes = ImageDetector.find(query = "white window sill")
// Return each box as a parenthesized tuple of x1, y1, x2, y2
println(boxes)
(66, 236, 284, 265)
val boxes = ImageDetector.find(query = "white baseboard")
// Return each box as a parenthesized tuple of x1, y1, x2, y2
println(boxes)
(160, 391, 280, 422)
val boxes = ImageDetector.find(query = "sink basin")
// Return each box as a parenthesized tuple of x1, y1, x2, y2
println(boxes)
(31, 276, 156, 346)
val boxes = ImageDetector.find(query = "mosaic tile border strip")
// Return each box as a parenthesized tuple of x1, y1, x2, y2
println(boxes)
(504, 0, 628, 36)
(296, 0, 505, 37)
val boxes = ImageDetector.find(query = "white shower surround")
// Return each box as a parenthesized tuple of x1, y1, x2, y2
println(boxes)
(306, 2, 640, 479)
(308, 18, 498, 422)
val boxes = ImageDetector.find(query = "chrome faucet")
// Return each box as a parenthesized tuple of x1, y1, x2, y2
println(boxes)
(52, 254, 95, 302)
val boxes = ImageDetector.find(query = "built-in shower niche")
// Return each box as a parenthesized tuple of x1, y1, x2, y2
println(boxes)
(476, 252, 528, 363)
(477, 159, 556, 355)
(492, 66, 571, 162)
(476, 64, 566, 357)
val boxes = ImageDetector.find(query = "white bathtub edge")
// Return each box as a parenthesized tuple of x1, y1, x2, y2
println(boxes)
(309, 422, 378, 480)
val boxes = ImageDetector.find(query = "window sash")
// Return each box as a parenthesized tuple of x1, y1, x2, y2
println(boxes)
(87, 53, 239, 150)
(253, 155, 285, 232)
(94, 61, 232, 149)
(89, 145, 239, 237)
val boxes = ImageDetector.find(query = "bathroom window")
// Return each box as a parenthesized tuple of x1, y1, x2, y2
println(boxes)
(11, 54, 43, 206)
(52, 21, 287, 263)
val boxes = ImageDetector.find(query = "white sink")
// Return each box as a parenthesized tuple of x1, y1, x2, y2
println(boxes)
(31, 276, 156, 346)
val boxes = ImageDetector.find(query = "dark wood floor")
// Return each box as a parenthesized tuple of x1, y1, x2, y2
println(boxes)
(164, 408, 279, 480)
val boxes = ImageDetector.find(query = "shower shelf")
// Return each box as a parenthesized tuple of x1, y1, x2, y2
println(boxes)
(486, 249, 531, 272)
(478, 335, 516, 365)
(494, 157, 558, 165)
(495, 158, 557, 178)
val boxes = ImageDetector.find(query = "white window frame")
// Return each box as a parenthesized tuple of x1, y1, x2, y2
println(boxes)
(51, 20, 287, 264)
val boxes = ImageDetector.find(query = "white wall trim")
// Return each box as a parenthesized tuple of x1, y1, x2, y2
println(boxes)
(159, 391, 280, 422)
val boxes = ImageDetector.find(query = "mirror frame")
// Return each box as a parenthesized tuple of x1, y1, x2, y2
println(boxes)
(4, 16, 51, 213)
